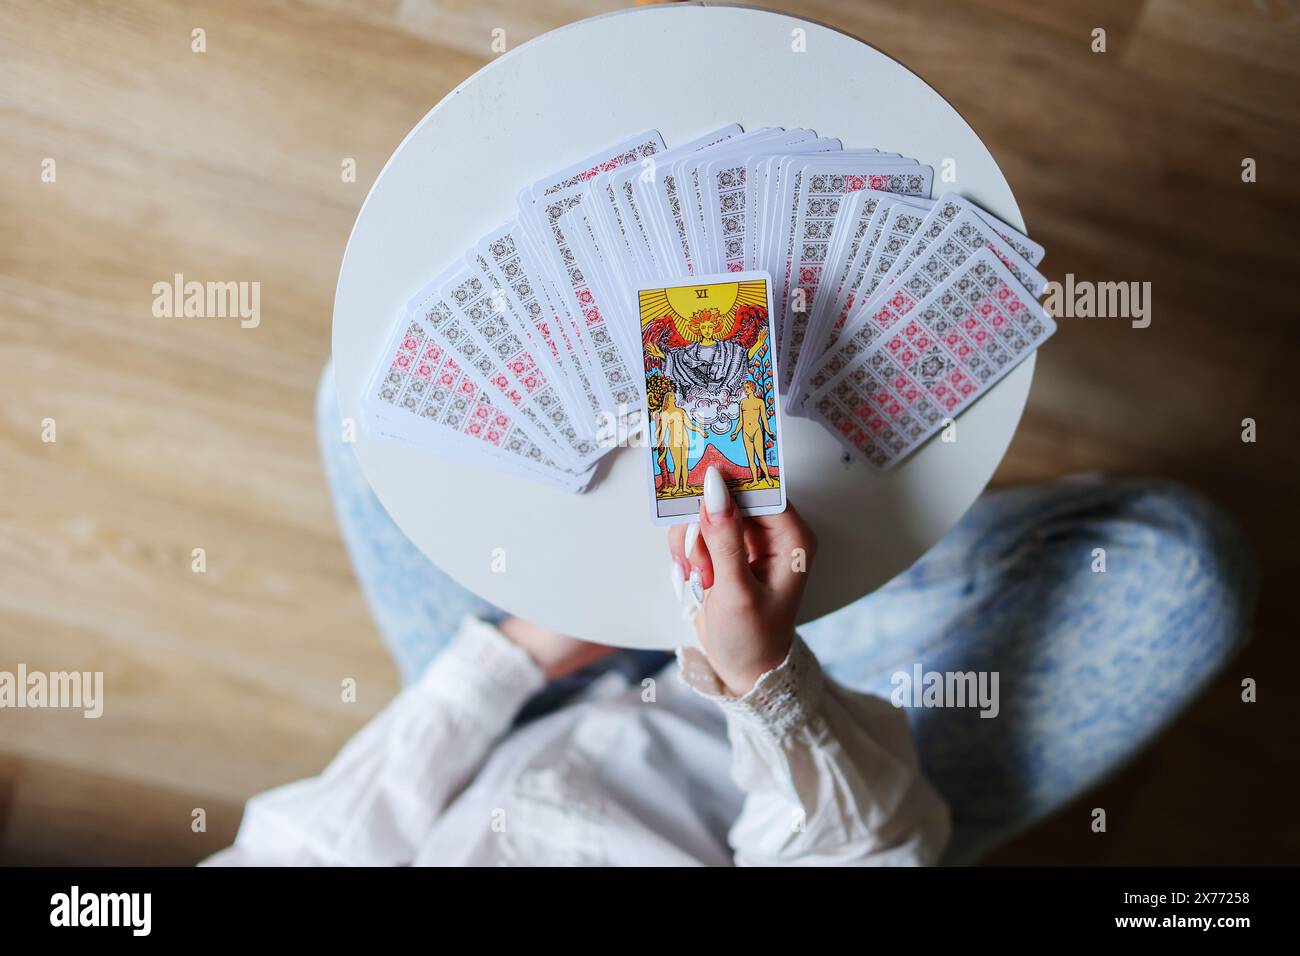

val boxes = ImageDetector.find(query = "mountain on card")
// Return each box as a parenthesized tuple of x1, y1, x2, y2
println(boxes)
(687, 443, 779, 486)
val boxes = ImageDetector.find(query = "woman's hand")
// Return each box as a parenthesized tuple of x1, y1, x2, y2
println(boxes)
(667, 467, 818, 696)
(496, 617, 614, 680)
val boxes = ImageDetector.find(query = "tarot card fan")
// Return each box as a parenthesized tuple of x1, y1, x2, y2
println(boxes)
(360, 124, 1051, 523)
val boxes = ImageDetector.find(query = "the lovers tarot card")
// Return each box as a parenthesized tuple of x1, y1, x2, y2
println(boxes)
(637, 271, 787, 525)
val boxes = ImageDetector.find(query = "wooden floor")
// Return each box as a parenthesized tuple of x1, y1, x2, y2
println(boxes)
(1, 0, 1296, 865)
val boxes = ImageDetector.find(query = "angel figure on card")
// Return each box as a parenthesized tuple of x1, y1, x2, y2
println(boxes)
(663, 308, 747, 399)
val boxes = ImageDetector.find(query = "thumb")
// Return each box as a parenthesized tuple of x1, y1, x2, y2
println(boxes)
(699, 466, 751, 590)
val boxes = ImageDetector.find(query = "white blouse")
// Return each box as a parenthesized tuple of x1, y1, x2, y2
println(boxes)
(205, 617, 950, 866)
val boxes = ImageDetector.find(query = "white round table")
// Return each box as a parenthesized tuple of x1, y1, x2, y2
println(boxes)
(332, 3, 1033, 650)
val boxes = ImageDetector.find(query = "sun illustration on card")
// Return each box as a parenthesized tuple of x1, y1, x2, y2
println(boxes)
(638, 277, 783, 520)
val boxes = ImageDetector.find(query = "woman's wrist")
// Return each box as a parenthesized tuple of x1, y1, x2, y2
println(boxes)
(495, 616, 612, 680)
(493, 617, 559, 672)
(711, 633, 794, 697)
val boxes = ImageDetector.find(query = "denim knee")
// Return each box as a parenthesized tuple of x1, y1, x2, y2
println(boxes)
(1105, 480, 1257, 664)
(972, 478, 1258, 673)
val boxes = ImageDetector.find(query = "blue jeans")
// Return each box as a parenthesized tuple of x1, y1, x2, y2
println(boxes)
(320, 365, 1256, 864)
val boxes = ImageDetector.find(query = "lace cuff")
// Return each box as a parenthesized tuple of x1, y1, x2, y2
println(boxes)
(418, 616, 545, 720)
(676, 634, 824, 741)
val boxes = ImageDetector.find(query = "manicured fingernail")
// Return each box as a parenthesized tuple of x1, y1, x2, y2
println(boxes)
(669, 560, 684, 601)
(683, 522, 700, 560)
(703, 466, 730, 517)
(687, 567, 704, 606)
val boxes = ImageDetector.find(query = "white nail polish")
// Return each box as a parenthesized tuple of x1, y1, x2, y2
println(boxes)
(684, 522, 700, 560)
(669, 560, 684, 601)
(687, 568, 704, 606)
(703, 466, 730, 516)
